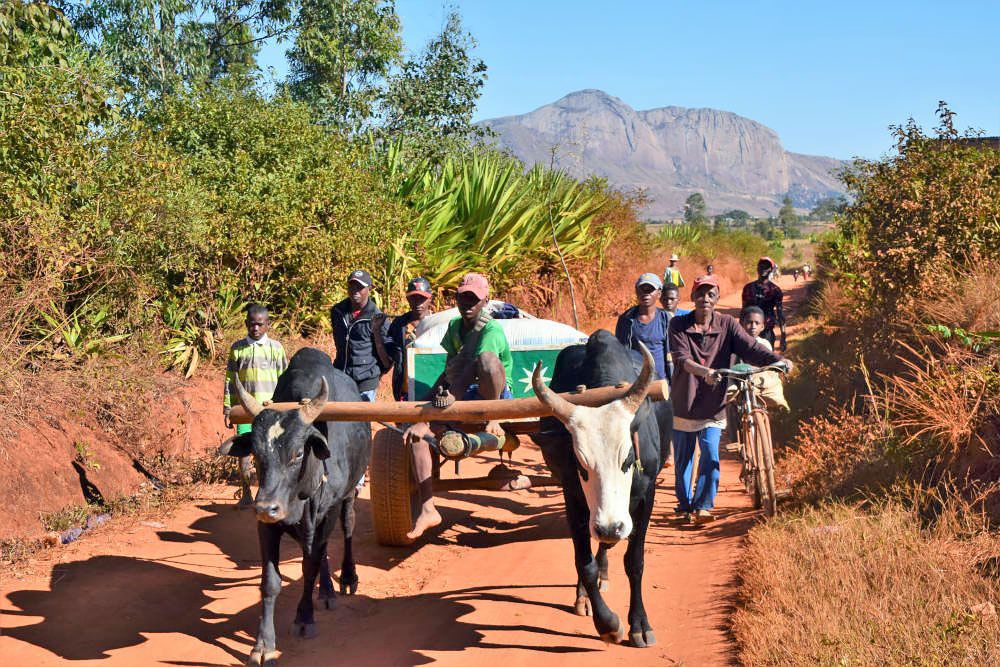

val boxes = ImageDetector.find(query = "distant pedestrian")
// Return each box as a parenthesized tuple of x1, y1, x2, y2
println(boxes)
(663, 253, 685, 287)
(741, 257, 786, 351)
(793, 269, 800, 282)
(803, 264, 812, 279)
(706, 264, 715, 276)
(223, 304, 288, 505)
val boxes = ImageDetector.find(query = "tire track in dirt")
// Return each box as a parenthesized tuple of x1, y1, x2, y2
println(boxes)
(1, 277, 812, 666)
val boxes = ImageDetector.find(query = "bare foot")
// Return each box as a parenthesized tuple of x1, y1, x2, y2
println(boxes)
(484, 420, 505, 439)
(407, 503, 442, 541)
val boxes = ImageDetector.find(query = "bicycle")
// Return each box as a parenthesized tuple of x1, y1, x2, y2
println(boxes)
(715, 362, 786, 516)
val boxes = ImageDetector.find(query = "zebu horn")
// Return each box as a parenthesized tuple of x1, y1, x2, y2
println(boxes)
(234, 376, 263, 418)
(298, 377, 329, 425)
(532, 361, 575, 422)
(620, 341, 655, 414)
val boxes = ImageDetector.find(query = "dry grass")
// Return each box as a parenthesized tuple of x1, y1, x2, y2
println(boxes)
(734, 494, 1000, 666)
(915, 261, 1000, 334)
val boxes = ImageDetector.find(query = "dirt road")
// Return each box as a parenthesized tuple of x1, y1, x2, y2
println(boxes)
(1, 276, 809, 666)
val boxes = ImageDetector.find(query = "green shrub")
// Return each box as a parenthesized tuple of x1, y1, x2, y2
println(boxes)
(830, 103, 1000, 314)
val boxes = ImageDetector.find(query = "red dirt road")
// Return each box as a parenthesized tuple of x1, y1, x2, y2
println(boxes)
(1, 276, 808, 666)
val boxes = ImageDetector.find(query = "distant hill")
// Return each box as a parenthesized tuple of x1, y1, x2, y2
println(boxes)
(478, 89, 847, 219)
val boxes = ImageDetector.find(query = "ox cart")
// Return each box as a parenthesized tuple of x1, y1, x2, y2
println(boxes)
(230, 373, 669, 546)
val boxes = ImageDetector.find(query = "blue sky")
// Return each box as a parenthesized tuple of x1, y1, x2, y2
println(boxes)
(259, 1, 999, 160)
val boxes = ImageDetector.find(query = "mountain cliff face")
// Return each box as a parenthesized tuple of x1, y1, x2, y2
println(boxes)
(479, 89, 846, 218)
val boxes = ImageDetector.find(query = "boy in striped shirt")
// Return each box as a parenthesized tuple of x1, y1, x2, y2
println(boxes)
(223, 304, 288, 505)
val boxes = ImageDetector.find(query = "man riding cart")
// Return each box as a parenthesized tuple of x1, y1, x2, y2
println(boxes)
(397, 272, 514, 540)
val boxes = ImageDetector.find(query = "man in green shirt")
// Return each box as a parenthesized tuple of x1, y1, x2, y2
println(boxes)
(404, 272, 513, 541)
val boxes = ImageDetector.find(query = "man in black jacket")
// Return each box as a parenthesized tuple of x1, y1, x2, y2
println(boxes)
(330, 269, 390, 402)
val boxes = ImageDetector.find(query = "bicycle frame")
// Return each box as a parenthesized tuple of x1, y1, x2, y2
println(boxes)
(718, 363, 785, 514)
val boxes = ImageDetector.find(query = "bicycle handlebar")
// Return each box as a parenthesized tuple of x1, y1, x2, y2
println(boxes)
(713, 362, 788, 380)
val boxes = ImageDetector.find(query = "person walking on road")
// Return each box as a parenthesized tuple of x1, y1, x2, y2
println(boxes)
(741, 257, 786, 351)
(663, 253, 685, 288)
(223, 304, 288, 505)
(330, 269, 390, 402)
(616, 273, 672, 380)
(374, 276, 435, 402)
(669, 275, 791, 525)
(660, 284, 691, 317)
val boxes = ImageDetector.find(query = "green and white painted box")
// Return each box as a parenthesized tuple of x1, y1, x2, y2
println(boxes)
(407, 344, 569, 400)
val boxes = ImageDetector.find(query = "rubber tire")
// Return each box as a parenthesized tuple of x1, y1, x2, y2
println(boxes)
(741, 418, 763, 509)
(370, 428, 418, 546)
(752, 410, 777, 517)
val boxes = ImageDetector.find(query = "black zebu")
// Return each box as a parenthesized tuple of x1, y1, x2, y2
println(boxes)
(222, 347, 371, 666)
(531, 331, 670, 647)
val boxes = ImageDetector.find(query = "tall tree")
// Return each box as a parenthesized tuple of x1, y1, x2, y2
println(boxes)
(66, 0, 293, 108)
(684, 192, 707, 224)
(286, 0, 402, 131)
(381, 10, 488, 156)
(778, 195, 799, 229)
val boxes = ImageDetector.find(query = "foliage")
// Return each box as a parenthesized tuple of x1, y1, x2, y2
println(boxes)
(1, 22, 408, 376)
(286, 0, 402, 130)
(374, 145, 615, 303)
(683, 192, 707, 224)
(0, 1, 74, 67)
(148, 82, 408, 328)
(67, 0, 295, 109)
(655, 223, 780, 270)
(828, 102, 1000, 315)
(35, 301, 131, 359)
(777, 195, 799, 228)
(807, 194, 847, 220)
(713, 208, 751, 227)
(381, 10, 488, 160)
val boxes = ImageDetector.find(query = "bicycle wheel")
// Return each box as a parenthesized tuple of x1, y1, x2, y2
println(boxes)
(751, 410, 777, 516)
(739, 416, 762, 509)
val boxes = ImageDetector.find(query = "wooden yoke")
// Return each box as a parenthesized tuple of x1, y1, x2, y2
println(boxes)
(229, 379, 669, 425)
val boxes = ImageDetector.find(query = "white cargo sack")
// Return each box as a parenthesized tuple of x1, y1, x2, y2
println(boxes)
(412, 302, 587, 352)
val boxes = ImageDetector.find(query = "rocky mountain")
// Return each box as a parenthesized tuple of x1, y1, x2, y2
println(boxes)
(479, 89, 847, 219)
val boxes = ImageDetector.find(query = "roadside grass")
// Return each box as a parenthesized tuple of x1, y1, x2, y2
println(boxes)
(733, 493, 1000, 666)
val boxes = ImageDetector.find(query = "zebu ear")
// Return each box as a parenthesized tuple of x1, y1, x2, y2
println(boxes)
(307, 427, 330, 460)
(219, 433, 253, 458)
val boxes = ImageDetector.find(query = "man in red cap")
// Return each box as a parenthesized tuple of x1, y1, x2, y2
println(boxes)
(375, 276, 435, 402)
(402, 272, 514, 540)
(669, 274, 791, 525)
(741, 256, 786, 350)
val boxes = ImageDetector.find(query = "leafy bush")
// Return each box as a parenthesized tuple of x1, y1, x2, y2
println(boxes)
(374, 145, 615, 301)
(829, 103, 1000, 315)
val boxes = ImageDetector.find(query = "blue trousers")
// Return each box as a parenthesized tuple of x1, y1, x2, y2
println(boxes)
(673, 427, 722, 512)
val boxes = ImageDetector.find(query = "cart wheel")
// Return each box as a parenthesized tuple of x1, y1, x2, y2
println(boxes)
(370, 428, 418, 546)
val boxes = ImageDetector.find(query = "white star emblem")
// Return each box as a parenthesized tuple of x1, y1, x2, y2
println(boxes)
(519, 365, 550, 391)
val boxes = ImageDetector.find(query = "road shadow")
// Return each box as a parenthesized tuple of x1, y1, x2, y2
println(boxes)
(3, 555, 597, 664)
(3, 555, 257, 663)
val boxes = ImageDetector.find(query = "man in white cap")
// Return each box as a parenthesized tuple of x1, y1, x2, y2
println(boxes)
(664, 253, 685, 287)
(615, 273, 672, 380)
